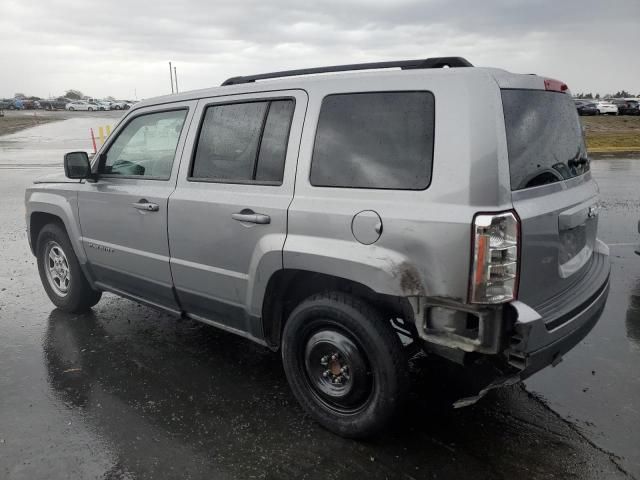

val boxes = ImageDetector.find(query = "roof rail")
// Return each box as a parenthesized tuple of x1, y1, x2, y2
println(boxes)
(221, 56, 473, 86)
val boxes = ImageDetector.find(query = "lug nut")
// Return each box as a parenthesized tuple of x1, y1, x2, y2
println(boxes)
(322, 370, 330, 378)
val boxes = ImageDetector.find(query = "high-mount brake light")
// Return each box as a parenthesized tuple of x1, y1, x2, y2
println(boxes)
(469, 211, 520, 304)
(544, 78, 568, 93)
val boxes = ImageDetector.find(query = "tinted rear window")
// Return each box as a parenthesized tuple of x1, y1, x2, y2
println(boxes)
(502, 89, 588, 191)
(310, 92, 435, 190)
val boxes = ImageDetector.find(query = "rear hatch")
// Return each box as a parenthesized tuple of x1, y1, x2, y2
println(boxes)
(502, 88, 601, 312)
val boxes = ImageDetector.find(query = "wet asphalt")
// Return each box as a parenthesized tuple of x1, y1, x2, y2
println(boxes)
(0, 116, 639, 479)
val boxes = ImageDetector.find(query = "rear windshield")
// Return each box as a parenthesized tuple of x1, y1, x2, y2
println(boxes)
(502, 89, 588, 191)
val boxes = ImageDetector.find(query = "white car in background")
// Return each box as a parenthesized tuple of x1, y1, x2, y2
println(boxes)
(595, 101, 619, 115)
(65, 101, 98, 111)
(88, 100, 111, 111)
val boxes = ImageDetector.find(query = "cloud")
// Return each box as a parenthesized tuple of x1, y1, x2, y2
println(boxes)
(0, 0, 638, 99)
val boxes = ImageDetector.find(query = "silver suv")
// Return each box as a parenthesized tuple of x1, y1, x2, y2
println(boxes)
(25, 57, 610, 437)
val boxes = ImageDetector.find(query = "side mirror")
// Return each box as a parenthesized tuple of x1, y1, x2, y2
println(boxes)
(64, 151, 91, 179)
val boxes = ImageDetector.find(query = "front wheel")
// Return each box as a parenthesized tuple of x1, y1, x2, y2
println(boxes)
(282, 292, 408, 438)
(68, 107, 75, 111)
(88, 107, 94, 111)
(36, 223, 101, 312)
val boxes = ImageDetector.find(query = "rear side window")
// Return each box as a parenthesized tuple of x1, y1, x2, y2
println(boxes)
(310, 92, 435, 190)
(502, 89, 589, 191)
(191, 99, 294, 184)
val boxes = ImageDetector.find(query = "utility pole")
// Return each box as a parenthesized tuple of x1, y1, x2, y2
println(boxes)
(174, 66, 179, 93)
(169, 61, 174, 94)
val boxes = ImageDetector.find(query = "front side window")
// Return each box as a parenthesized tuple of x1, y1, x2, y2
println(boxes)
(191, 99, 294, 184)
(310, 92, 435, 190)
(102, 109, 187, 178)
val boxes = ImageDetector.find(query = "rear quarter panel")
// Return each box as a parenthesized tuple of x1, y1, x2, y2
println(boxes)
(285, 69, 514, 302)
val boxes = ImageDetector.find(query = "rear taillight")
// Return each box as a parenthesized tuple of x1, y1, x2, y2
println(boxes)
(469, 211, 520, 304)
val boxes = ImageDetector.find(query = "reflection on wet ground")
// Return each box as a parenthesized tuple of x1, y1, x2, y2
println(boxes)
(626, 279, 640, 349)
(0, 121, 639, 479)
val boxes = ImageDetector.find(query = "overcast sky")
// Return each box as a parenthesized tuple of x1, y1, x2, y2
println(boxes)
(1, 0, 638, 100)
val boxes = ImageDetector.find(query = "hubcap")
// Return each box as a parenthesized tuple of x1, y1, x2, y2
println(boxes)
(45, 241, 71, 296)
(303, 328, 372, 412)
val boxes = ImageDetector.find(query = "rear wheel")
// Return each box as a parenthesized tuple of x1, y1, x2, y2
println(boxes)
(36, 223, 101, 312)
(282, 292, 408, 438)
(88, 107, 94, 111)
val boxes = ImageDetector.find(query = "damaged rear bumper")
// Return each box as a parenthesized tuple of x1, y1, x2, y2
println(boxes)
(417, 246, 610, 407)
(506, 273, 609, 380)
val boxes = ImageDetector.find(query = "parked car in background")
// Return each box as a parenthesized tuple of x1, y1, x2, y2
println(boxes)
(65, 101, 98, 111)
(19, 98, 41, 110)
(86, 98, 111, 111)
(575, 100, 598, 116)
(110, 100, 131, 110)
(40, 97, 72, 110)
(92, 101, 111, 111)
(595, 101, 619, 115)
(0, 99, 14, 110)
(610, 99, 640, 115)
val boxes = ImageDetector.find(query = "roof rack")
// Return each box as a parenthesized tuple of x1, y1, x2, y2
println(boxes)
(221, 56, 473, 86)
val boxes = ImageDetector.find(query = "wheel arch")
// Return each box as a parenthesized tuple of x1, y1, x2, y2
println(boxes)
(261, 269, 416, 350)
(30, 211, 65, 254)
(27, 193, 87, 263)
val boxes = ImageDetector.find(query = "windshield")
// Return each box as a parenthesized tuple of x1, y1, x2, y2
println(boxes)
(502, 89, 589, 191)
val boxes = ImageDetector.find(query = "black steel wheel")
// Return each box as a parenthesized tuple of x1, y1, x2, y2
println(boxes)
(282, 292, 408, 438)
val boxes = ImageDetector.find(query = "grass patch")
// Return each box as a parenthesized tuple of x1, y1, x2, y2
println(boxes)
(581, 116, 640, 153)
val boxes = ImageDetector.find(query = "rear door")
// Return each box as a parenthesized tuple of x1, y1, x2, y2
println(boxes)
(168, 90, 307, 337)
(502, 88, 600, 309)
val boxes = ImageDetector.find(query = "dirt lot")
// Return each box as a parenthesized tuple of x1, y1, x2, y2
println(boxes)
(581, 115, 640, 154)
(0, 111, 64, 136)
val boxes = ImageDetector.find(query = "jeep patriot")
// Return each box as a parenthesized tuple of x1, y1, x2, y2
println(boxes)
(25, 57, 610, 437)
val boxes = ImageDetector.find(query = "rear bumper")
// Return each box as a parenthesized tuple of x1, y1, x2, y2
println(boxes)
(505, 244, 610, 379)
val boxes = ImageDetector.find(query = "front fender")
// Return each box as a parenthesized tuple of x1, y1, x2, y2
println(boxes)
(26, 189, 86, 264)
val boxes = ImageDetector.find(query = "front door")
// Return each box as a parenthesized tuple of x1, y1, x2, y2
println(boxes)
(78, 102, 195, 312)
(168, 90, 307, 337)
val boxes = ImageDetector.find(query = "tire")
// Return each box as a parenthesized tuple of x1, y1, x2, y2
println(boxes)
(68, 107, 75, 111)
(281, 292, 408, 438)
(88, 107, 94, 111)
(595, 110, 600, 115)
(36, 223, 101, 313)
(114, 105, 121, 110)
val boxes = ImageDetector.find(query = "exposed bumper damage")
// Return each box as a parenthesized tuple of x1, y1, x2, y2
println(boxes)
(409, 249, 611, 408)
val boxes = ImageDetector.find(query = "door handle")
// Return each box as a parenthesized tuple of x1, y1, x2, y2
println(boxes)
(232, 210, 271, 224)
(132, 200, 159, 212)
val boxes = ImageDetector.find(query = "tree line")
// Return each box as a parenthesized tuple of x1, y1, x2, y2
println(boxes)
(11, 90, 116, 101)
(574, 90, 638, 99)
